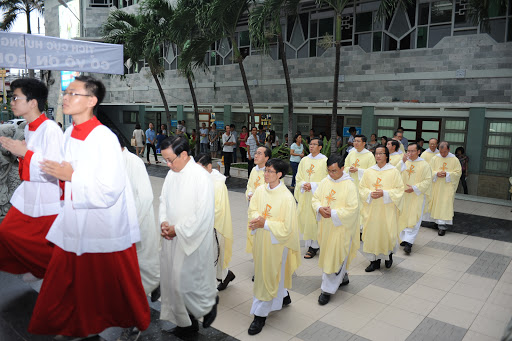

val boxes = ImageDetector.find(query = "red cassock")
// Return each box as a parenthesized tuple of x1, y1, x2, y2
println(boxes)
(0, 114, 62, 278)
(28, 116, 150, 337)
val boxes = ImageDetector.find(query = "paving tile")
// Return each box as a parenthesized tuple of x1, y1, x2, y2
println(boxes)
(443, 252, 478, 265)
(235, 323, 294, 341)
(426, 264, 465, 281)
(415, 273, 456, 291)
(290, 276, 323, 296)
(320, 306, 372, 334)
(403, 283, 447, 303)
(266, 307, 315, 336)
(348, 336, 372, 341)
(391, 294, 437, 316)
(357, 319, 411, 341)
(433, 233, 467, 245)
(338, 295, 386, 319)
(469, 314, 509, 340)
(486, 240, 512, 257)
(450, 281, 494, 301)
(457, 235, 493, 251)
(466, 251, 512, 280)
(462, 330, 500, 341)
(415, 246, 450, 258)
(374, 306, 425, 332)
(439, 292, 485, 313)
(428, 304, 477, 329)
(425, 240, 455, 252)
(371, 267, 424, 293)
(451, 245, 484, 257)
(290, 291, 339, 320)
(357, 284, 400, 305)
(339, 274, 380, 295)
(405, 317, 467, 341)
(212, 308, 254, 336)
(458, 273, 498, 289)
(296, 321, 353, 341)
(487, 289, 512, 309)
(478, 302, 512, 324)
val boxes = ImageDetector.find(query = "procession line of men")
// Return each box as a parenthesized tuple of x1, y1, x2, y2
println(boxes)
(0, 76, 462, 340)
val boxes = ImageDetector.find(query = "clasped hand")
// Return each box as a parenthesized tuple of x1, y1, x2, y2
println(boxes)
(0, 137, 28, 157)
(319, 206, 331, 218)
(161, 221, 176, 240)
(249, 216, 265, 230)
(370, 189, 384, 199)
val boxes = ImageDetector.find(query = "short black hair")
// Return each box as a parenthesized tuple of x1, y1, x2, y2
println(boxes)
(418, 138, 425, 142)
(230, 123, 235, 129)
(455, 146, 465, 154)
(394, 130, 402, 137)
(375, 145, 390, 163)
(327, 154, 345, 168)
(293, 132, 301, 144)
(135, 123, 141, 129)
(265, 158, 288, 179)
(388, 140, 400, 151)
(10, 78, 48, 112)
(194, 153, 212, 167)
(310, 137, 323, 147)
(258, 146, 272, 159)
(348, 127, 356, 133)
(408, 143, 419, 151)
(160, 135, 190, 155)
(74, 75, 106, 109)
(355, 134, 367, 143)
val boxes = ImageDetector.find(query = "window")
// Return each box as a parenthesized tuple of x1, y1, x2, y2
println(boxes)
(123, 111, 138, 124)
(483, 119, 512, 175)
(442, 118, 467, 151)
(377, 117, 397, 139)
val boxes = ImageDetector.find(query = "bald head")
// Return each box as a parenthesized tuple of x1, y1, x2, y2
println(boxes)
(439, 141, 450, 157)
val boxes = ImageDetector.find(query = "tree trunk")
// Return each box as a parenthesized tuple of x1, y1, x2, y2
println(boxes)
(331, 41, 341, 155)
(232, 36, 256, 129)
(187, 74, 200, 156)
(26, 10, 34, 78)
(150, 68, 171, 131)
(277, 32, 293, 148)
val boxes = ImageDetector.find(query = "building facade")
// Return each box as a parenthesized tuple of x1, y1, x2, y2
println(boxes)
(43, 0, 512, 199)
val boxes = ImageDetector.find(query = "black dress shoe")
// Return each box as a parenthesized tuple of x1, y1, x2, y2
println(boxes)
(283, 292, 291, 306)
(404, 243, 412, 254)
(318, 293, 331, 305)
(248, 316, 266, 335)
(171, 316, 199, 338)
(217, 270, 236, 291)
(203, 296, 219, 328)
(365, 260, 381, 272)
(438, 229, 445, 236)
(400, 241, 406, 247)
(150, 285, 161, 302)
(385, 253, 393, 268)
(252, 275, 254, 282)
(339, 273, 349, 287)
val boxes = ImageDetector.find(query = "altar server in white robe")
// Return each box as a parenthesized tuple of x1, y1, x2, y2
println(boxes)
(36, 76, 150, 341)
(118, 134, 161, 299)
(159, 136, 218, 338)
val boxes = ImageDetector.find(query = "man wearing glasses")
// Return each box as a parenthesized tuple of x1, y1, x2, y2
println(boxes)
(159, 136, 218, 337)
(0, 78, 63, 281)
(35, 76, 150, 341)
(294, 137, 328, 259)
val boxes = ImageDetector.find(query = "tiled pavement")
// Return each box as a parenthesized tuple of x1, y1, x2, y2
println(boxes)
(1, 161, 511, 341)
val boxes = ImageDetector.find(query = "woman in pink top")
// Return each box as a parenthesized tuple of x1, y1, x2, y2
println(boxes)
(239, 126, 248, 162)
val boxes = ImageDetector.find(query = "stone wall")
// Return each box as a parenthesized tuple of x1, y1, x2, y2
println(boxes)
(477, 174, 511, 200)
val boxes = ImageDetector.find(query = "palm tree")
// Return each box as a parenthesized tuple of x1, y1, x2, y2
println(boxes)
(102, 9, 171, 128)
(0, 0, 44, 77)
(250, 0, 301, 148)
(143, 0, 215, 155)
(206, 0, 257, 128)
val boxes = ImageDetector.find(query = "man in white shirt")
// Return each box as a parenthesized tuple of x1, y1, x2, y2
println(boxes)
(346, 127, 356, 152)
(222, 126, 236, 178)
(200, 122, 209, 154)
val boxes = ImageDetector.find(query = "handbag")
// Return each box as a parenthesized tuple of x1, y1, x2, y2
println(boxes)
(131, 138, 136, 147)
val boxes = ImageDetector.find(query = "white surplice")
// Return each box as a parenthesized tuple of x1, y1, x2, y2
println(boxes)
(123, 148, 160, 294)
(159, 158, 217, 327)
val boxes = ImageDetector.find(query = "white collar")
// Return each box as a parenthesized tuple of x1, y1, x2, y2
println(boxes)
(350, 148, 370, 154)
(425, 148, 439, 153)
(254, 164, 265, 171)
(370, 163, 395, 171)
(307, 153, 327, 160)
(328, 173, 353, 183)
(437, 152, 456, 158)
(390, 151, 400, 156)
(408, 157, 424, 162)
(266, 181, 282, 191)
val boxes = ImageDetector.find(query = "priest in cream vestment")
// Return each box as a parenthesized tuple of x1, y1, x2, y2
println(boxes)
(397, 143, 432, 254)
(387, 140, 402, 166)
(312, 154, 360, 305)
(360, 146, 404, 272)
(424, 142, 462, 236)
(159, 136, 218, 337)
(294, 138, 327, 259)
(247, 159, 301, 335)
(195, 153, 235, 291)
(420, 138, 439, 164)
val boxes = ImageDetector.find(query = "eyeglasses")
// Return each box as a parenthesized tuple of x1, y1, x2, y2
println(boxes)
(165, 155, 180, 165)
(264, 169, 276, 174)
(12, 96, 27, 102)
(62, 91, 92, 97)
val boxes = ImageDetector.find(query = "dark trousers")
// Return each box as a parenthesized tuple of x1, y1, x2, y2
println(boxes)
(146, 143, 158, 162)
(247, 158, 254, 178)
(290, 161, 299, 187)
(460, 177, 468, 194)
(223, 152, 232, 176)
(240, 147, 248, 162)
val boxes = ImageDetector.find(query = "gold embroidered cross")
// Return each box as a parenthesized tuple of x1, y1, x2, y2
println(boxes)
(373, 178, 382, 190)
(353, 159, 360, 168)
(262, 204, 272, 219)
(406, 164, 415, 178)
(306, 164, 315, 179)
(326, 189, 336, 205)
(440, 162, 448, 172)
(254, 176, 261, 188)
